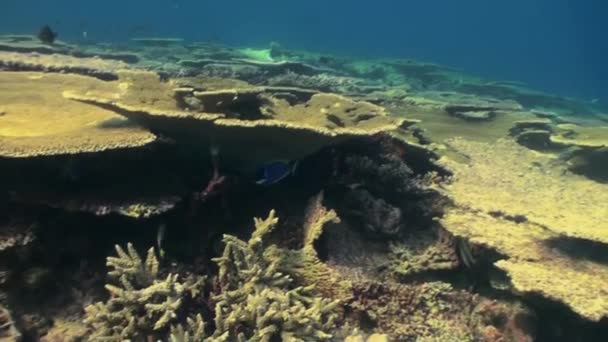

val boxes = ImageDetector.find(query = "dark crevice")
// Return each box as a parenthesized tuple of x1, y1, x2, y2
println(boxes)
(544, 236, 608, 264)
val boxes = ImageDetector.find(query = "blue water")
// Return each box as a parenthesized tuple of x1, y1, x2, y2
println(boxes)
(2, 0, 607, 106)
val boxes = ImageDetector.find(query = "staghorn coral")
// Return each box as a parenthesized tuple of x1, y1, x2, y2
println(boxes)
(211, 209, 340, 341)
(169, 314, 219, 342)
(84, 243, 204, 341)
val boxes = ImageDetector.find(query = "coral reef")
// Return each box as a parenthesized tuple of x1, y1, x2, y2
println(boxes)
(1, 32, 607, 341)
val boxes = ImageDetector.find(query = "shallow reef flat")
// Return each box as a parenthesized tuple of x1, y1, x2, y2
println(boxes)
(0, 35, 607, 341)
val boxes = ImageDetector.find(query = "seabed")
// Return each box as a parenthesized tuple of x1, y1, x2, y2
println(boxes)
(0, 35, 607, 341)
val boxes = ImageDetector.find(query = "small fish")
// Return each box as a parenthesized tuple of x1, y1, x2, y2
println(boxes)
(37, 25, 58, 44)
(210, 144, 220, 158)
(255, 160, 298, 186)
(157, 224, 166, 258)
(456, 238, 475, 270)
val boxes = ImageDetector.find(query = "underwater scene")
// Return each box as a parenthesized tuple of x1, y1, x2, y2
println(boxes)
(0, 1, 607, 341)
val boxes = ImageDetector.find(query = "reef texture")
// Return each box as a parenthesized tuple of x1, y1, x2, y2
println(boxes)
(1, 34, 606, 341)
(438, 138, 608, 321)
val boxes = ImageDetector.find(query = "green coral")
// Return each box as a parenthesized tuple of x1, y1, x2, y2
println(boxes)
(211, 209, 340, 341)
(84, 243, 204, 341)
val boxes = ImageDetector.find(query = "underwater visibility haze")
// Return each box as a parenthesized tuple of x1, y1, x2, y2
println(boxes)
(0, 1, 607, 341)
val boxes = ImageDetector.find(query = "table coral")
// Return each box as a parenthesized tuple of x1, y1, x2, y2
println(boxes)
(0, 71, 155, 158)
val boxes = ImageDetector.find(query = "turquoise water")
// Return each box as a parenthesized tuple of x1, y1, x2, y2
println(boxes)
(2, 0, 607, 106)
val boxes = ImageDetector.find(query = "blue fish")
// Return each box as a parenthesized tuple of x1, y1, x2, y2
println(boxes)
(255, 160, 298, 186)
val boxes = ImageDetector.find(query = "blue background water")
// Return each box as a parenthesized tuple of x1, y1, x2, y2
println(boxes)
(2, 0, 607, 106)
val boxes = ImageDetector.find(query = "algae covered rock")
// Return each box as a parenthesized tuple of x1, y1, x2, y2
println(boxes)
(438, 138, 608, 321)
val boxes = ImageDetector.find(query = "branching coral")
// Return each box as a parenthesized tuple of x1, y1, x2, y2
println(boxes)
(83, 205, 342, 341)
(84, 243, 204, 341)
(169, 314, 214, 342)
(211, 209, 340, 341)
(271, 193, 353, 302)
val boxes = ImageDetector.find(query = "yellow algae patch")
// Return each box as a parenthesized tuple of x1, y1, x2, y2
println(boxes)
(438, 138, 608, 244)
(64, 70, 188, 115)
(404, 108, 532, 144)
(496, 259, 608, 322)
(0, 71, 155, 157)
(438, 138, 608, 321)
(441, 209, 608, 321)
